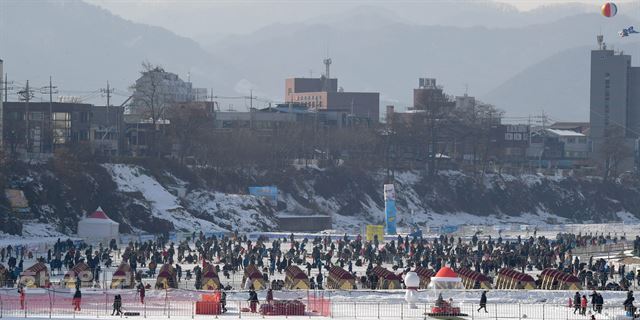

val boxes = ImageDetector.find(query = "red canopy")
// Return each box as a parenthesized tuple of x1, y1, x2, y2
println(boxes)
(434, 266, 458, 278)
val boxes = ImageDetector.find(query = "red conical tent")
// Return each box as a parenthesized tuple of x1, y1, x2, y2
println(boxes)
(88, 207, 110, 219)
(434, 267, 458, 279)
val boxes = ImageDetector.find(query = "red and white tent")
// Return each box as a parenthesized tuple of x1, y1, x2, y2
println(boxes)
(428, 266, 464, 290)
(78, 207, 119, 241)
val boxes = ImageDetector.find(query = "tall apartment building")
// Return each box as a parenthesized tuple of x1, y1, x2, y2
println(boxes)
(0, 59, 3, 151)
(590, 35, 640, 161)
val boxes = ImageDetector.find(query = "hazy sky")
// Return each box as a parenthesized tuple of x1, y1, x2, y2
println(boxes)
(87, 0, 634, 41)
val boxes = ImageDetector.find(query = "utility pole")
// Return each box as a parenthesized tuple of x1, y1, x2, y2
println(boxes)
(40, 77, 58, 152)
(3, 73, 14, 102)
(18, 81, 34, 153)
(101, 81, 113, 107)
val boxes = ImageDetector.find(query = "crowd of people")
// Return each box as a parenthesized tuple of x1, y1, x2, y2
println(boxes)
(0, 230, 639, 317)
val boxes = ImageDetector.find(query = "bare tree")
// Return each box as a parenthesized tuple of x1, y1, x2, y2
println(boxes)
(601, 125, 633, 180)
(166, 103, 212, 164)
(130, 61, 167, 157)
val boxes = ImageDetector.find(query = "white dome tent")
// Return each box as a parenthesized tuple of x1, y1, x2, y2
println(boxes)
(77, 207, 119, 243)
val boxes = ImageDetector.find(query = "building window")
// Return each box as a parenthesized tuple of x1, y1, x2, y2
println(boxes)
(29, 112, 44, 121)
(52, 112, 71, 145)
(80, 111, 89, 123)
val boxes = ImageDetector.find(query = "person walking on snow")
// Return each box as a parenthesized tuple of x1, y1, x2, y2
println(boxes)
(477, 291, 488, 313)
(573, 292, 581, 314)
(72, 288, 82, 311)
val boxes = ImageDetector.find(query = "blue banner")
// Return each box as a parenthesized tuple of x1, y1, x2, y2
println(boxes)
(384, 184, 397, 235)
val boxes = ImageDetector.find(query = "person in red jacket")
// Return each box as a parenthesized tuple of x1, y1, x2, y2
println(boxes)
(72, 289, 82, 311)
(18, 286, 25, 310)
(580, 295, 588, 316)
(137, 282, 146, 304)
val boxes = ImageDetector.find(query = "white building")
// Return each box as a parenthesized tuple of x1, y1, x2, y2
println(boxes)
(545, 129, 589, 159)
(130, 67, 208, 115)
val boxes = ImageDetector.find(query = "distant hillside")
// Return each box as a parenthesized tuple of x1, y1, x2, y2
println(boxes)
(0, 0, 237, 105)
(206, 12, 639, 119)
(2, 0, 640, 120)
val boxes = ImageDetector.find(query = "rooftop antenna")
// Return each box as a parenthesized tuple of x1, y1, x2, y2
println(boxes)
(597, 34, 604, 50)
(322, 56, 332, 92)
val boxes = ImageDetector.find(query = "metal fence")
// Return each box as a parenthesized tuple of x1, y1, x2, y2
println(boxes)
(0, 290, 633, 319)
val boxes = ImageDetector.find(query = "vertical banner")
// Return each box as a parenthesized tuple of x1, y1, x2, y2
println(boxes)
(384, 184, 397, 235)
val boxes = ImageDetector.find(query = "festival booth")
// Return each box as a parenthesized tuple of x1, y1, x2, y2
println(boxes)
(77, 207, 119, 243)
(284, 265, 310, 290)
(242, 264, 266, 290)
(195, 292, 222, 315)
(456, 267, 492, 289)
(372, 266, 402, 289)
(495, 268, 536, 290)
(20, 262, 50, 288)
(63, 262, 93, 288)
(426, 267, 468, 319)
(414, 267, 436, 289)
(111, 263, 135, 289)
(540, 268, 581, 290)
(327, 266, 356, 290)
(202, 263, 221, 290)
(156, 264, 178, 289)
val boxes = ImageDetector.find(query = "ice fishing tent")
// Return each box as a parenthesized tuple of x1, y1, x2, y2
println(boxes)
(202, 263, 221, 290)
(156, 264, 178, 289)
(540, 268, 581, 290)
(456, 267, 492, 289)
(20, 262, 50, 288)
(77, 207, 119, 242)
(110, 263, 135, 289)
(495, 268, 536, 290)
(372, 266, 402, 289)
(242, 264, 266, 290)
(428, 266, 463, 290)
(284, 265, 310, 290)
(414, 267, 436, 289)
(327, 266, 356, 290)
(63, 262, 93, 288)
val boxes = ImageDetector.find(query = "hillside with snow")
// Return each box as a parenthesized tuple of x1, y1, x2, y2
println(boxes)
(1, 160, 640, 237)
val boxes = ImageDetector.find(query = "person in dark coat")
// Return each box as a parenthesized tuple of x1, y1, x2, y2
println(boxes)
(595, 293, 604, 314)
(248, 288, 259, 313)
(573, 292, 581, 314)
(624, 290, 635, 316)
(266, 288, 274, 304)
(112, 294, 123, 316)
(220, 290, 227, 313)
(477, 291, 488, 313)
(589, 290, 597, 312)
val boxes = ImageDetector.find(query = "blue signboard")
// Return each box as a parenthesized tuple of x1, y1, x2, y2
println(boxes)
(248, 186, 278, 203)
(440, 225, 459, 234)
